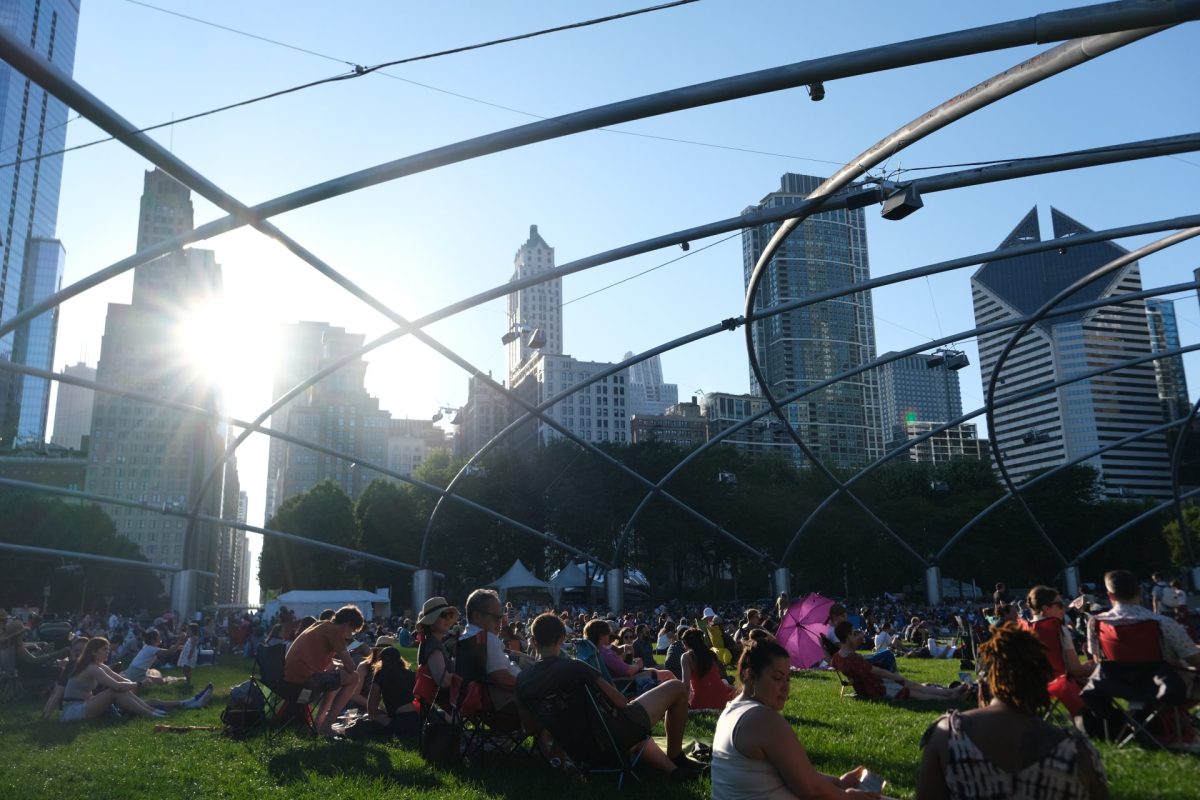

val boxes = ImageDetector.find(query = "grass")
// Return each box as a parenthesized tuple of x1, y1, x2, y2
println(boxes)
(1, 653, 1197, 799)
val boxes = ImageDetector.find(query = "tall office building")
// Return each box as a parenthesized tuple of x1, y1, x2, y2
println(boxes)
(877, 351, 964, 444)
(624, 352, 678, 417)
(506, 225, 562, 385)
(972, 206, 1171, 497)
(455, 373, 513, 458)
(741, 173, 883, 469)
(215, 456, 245, 607)
(510, 353, 629, 455)
(0, 0, 79, 446)
(1145, 298, 1189, 422)
(49, 361, 94, 450)
(266, 322, 392, 512)
(85, 170, 228, 594)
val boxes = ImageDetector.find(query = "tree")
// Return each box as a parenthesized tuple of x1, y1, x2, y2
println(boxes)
(260, 480, 360, 592)
(355, 479, 425, 604)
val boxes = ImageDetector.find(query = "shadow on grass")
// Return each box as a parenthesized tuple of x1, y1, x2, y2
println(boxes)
(266, 740, 441, 790)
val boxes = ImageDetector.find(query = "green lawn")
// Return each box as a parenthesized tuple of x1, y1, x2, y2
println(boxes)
(1, 653, 1196, 799)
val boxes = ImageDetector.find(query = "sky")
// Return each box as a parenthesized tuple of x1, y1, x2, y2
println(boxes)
(36, 1, 1200, 603)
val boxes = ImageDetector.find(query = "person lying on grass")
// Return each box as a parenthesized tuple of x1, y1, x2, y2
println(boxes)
(50, 637, 211, 722)
(831, 621, 970, 703)
(517, 612, 708, 782)
(711, 637, 880, 799)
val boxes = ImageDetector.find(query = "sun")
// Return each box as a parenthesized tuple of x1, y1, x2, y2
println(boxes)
(173, 298, 276, 418)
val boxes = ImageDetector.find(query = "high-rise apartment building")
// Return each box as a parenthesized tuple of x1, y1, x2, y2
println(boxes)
(49, 361, 94, 451)
(1145, 298, 1189, 423)
(215, 456, 245, 607)
(454, 373, 513, 458)
(136, 167, 194, 253)
(0, 0, 79, 446)
(700, 391, 804, 467)
(624, 352, 678, 417)
(386, 417, 446, 477)
(85, 170, 228, 593)
(506, 225, 562, 384)
(877, 351, 964, 444)
(510, 353, 629, 455)
(972, 207, 1171, 497)
(266, 322, 391, 512)
(742, 173, 883, 470)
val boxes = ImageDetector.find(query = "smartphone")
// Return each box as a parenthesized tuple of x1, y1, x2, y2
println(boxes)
(859, 770, 887, 794)
(958, 671, 973, 684)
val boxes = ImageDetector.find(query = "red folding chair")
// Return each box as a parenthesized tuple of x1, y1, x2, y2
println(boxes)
(1082, 619, 1190, 748)
(1022, 617, 1085, 717)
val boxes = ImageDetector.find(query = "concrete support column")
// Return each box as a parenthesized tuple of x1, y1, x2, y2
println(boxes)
(1191, 566, 1200, 594)
(606, 568, 624, 615)
(925, 565, 942, 606)
(773, 567, 791, 601)
(1063, 566, 1080, 598)
(412, 568, 435, 616)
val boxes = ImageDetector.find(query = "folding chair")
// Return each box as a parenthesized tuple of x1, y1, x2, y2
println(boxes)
(1021, 617, 1085, 722)
(1081, 619, 1190, 748)
(453, 631, 531, 766)
(254, 643, 317, 741)
(572, 638, 639, 697)
(831, 665, 857, 699)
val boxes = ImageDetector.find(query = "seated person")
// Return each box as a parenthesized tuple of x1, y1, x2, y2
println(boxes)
(121, 628, 179, 685)
(917, 623, 1108, 800)
(905, 616, 930, 645)
(832, 621, 969, 703)
(1024, 586, 1094, 711)
(283, 605, 365, 736)
(680, 628, 734, 710)
(663, 634, 685, 680)
(712, 637, 875, 799)
(42, 635, 90, 720)
(1, 618, 70, 692)
(516, 613, 707, 781)
(458, 589, 522, 719)
(416, 597, 459, 710)
(829, 606, 897, 672)
(655, 621, 676, 655)
(52, 637, 211, 722)
(632, 624, 660, 667)
(364, 646, 419, 736)
(734, 608, 763, 644)
(583, 619, 674, 685)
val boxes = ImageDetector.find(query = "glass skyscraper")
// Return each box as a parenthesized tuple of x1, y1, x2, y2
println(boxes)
(0, 0, 79, 445)
(1145, 298, 1189, 423)
(741, 173, 883, 470)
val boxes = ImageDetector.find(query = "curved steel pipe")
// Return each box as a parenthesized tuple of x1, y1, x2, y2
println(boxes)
(0, 475, 438, 575)
(743, 27, 1164, 569)
(0, 541, 179, 572)
(1072, 487, 1200, 565)
(0, 359, 603, 568)
(984, 225, 1200, 565)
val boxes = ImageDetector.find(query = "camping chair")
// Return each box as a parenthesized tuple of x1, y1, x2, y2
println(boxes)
(254, 643, 317, 741)
(573, 638, 639, 697)
(831, 663, 857, 699)
(1081, 619, 1191, 748)
(453, 630, 531, 766)
(1021, 617, 1085, 724)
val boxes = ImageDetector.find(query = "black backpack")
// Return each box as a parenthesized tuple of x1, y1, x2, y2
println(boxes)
(221, 679, 267, 738)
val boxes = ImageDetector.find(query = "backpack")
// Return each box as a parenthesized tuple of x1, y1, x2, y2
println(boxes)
(221, 679, 267, 738)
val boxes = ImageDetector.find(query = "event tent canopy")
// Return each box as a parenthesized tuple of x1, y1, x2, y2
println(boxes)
(264, 589, 391, 622)
(487, 559, 551, 599)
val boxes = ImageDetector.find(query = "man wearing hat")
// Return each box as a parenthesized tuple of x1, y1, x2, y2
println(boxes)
(2, 617, 69, 684)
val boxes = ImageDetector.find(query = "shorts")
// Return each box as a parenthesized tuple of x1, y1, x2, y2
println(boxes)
(608, 700, 652, 751)
(881, 680, 910, 700)
(60, 701, 88, 722)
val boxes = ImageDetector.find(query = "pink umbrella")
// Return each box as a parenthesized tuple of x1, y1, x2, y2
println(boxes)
(776, 593, 834, 669)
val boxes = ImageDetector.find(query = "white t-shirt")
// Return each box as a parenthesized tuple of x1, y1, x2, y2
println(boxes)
(178, 637, 199, 668)
(874, 630, 893, 651)
(460, 624, 519, 677)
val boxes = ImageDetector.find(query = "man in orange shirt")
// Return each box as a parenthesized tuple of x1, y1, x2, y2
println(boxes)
(283, 605, 364, 736)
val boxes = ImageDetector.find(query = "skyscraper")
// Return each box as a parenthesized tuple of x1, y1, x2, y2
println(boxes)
(0, 0, 79, 446)
(1145, 298, 1189, 423)
(49, 360, 94, 450)
(85, 170, 228, 594)
(624, 352, 678, 417)
(972, 206, 1171, 497)
(741, 173, 883, 470)
(506, 225, 562, 385)
(877, 351, 964, 444)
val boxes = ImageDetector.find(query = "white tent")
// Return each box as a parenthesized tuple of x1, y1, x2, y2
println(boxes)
(265, 588, 391, 622)
(486, 559, 552, 601)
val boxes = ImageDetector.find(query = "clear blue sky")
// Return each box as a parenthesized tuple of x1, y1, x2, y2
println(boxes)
(41, 1, 1200, 600)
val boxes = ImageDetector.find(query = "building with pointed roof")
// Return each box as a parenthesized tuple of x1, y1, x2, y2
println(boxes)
(971, 206, 1171, 497)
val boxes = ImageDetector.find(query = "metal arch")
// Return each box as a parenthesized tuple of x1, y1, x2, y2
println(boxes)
(0, 475, 437, 575)
(742, 28, 1164, 568)
(617, 278, 1200, 569)
(939, 416, 1193, 562)
(1072, 487, 1200, 565)
(983, 225, 1200, 565)
(1168, 394, 1200, 565)
(0, 3, 1190, 588)
(418, 319, 773, 569)
(0, 542, 180, 572)
(0, 360, 598, 568)
(0, 30, 738, 575)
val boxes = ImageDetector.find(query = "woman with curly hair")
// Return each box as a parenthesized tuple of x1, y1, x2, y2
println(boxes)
(916, 623, 1108, 800)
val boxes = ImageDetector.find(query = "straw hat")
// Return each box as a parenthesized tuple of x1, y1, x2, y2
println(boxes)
(374, 635, 399, 648)
(416, 597, 459, 627)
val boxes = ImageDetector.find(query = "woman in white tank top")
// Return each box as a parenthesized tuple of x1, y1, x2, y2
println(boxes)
(711, 638, 882, 799)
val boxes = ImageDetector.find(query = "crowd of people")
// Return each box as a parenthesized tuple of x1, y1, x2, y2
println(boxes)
(4, 566, 1198, 797)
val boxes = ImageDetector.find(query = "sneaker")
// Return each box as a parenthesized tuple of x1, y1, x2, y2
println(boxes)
(151, 709, 169, 718)
(180, 683, 213, 710)
(671, 752, 709, 773)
